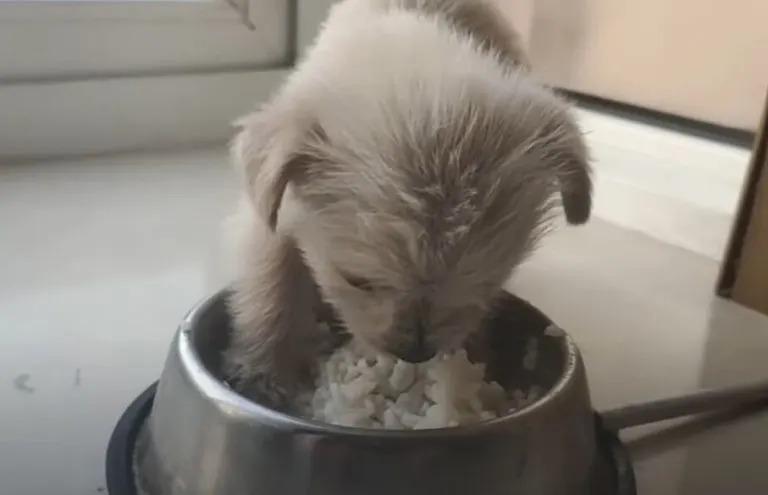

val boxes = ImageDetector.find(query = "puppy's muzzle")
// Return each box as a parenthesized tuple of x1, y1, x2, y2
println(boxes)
(397, 345, 437, 364)
(391, 323, 436, 363)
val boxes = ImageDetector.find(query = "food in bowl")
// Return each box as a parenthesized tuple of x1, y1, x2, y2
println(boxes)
(298, 337, 543, 429)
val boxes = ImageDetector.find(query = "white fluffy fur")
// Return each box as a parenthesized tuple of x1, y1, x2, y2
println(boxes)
(225, 0, 591, 407)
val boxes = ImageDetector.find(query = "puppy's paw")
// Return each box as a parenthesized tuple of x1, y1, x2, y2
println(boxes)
(233, 372, 293, 410)
(313, 321, 350, 358)
(224, 349, 316, 411)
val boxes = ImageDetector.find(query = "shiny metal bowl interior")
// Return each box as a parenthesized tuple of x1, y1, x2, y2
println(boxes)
(195, 291, 574, 429)
(133, 290, 616, 495)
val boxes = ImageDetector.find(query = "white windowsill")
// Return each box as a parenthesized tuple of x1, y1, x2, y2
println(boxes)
(578, 108, 751, 261)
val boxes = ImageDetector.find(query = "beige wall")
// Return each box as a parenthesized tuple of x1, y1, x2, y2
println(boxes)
(496, 0, 768, 131)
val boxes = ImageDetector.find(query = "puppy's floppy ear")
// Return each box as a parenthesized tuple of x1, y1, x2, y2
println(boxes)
(534, 109, 592, 225)
(231, 107, 320, 230)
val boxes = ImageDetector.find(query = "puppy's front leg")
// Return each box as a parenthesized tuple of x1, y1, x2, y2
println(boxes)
(225, 220, 319, 408)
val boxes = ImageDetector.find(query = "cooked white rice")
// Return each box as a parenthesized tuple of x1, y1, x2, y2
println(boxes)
(298, 345, 537, 430)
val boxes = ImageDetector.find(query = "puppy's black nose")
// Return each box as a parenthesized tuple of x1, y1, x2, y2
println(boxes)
(396, 344, 436, 364)
(392, 319, 434, 362)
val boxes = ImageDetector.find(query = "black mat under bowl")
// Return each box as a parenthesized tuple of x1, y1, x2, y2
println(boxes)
(106, 384, 636, 495)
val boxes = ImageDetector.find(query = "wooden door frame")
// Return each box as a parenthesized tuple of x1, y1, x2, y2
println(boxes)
(718, 90, 768, 315)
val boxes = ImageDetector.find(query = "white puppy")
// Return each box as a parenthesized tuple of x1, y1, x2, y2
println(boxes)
(225, 0, 591, 406)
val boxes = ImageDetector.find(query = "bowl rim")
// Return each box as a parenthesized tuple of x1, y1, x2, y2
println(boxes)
(108, 384, 636, 495)
(177, 290, 582, 439)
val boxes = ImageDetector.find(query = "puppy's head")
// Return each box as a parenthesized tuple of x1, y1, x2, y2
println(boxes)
(233, 76, 590, 362)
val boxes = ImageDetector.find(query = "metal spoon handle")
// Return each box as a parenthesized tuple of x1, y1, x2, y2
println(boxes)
(600, 379, 768, 431)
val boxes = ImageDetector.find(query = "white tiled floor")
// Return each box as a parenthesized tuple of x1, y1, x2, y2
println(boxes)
(0, 149, 236, 495)
(1, 134, 767, 494)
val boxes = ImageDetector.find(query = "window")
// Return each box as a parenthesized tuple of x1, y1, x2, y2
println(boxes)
(0, 0, 337, 158)
(0, 0, 291, 82)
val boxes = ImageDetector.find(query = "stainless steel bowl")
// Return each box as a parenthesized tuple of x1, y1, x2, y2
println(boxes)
(123, 290, 624, 495)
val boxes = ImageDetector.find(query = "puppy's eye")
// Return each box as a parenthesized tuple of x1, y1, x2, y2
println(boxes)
(341, 273, 375, 292)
